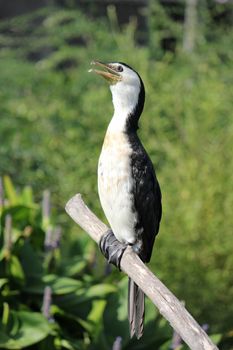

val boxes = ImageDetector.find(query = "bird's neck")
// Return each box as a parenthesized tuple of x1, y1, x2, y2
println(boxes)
(107, 108, 137, 134)
(108, 91, 144, 134)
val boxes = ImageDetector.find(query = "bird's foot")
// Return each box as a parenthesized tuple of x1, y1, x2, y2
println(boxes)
(99, 229, 127, 270)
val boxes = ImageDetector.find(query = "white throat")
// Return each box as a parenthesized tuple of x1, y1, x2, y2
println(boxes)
(107, 82, 140, 133)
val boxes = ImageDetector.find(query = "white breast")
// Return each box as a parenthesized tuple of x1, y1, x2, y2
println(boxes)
(98, 130, 137, 244)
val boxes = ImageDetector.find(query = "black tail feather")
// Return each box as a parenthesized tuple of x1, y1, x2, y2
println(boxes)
(128, 277, 145, 339)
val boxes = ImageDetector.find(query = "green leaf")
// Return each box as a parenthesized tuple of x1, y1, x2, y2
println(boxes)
(21, 186, 33, 206)
(0, 278, 8, 289)
(61, 257, 87, 277)
(209, 333, 222, 345)
(43, 275, 83, 295)
(8, 255, 25, 283)
(88, 299, 106, 324)
(159, 339, 177, 350)
(20, 241, 43, 278)
(2, 303, 10, 326)
(56, 283, 116, 308)
(57, 339, 75, 350)
(2, 205, 36, 227)
(3, 177, 18, 206)
(51, 283, 116, 318)
(0, 311, 51, 349)
(55, 338, 83, 350)
(24, 274, 83, 295)
(85, 284, 116, 299)
(87, 300, 106, 338)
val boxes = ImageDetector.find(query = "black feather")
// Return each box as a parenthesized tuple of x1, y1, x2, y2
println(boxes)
(124, 71, 162, 338)
(128, 277, 145, 339)
(125, 130, 162, 262)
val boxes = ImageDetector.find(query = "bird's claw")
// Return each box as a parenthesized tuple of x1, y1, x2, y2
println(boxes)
(99, 229, 127, 270)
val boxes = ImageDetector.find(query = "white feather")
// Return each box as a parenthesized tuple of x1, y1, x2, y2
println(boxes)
(98, 64, 141, 243)
(98, 130, 137, 243)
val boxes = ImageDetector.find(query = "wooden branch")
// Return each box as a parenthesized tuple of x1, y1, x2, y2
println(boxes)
(65, 194, 218, 350)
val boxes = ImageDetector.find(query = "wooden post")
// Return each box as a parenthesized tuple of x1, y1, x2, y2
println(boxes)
(65, 193, 218, 350)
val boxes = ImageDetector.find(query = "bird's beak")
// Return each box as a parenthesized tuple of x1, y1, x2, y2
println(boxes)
(89, 60, 122, 84)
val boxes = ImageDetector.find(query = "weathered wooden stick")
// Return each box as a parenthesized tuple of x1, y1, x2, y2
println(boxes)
(65, 193, 218, 350)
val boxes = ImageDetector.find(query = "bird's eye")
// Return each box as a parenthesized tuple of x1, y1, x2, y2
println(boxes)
(117, 65, 123, 72)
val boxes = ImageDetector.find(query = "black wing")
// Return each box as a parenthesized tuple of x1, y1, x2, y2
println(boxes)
(131, 138, 162, 263)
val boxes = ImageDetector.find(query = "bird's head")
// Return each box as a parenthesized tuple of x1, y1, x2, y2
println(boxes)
(89, 61, 145, 127)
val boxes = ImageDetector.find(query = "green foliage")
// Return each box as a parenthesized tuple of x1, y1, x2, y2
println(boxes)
(0, 7, 143, 215)
(148, 0, 233, 58)
(148, 1, 183, 58)
(0, 4, 232, 349)
(145, 54, 233, 331)
(0, 310, 51, 349)
(0, 179, 185, 349)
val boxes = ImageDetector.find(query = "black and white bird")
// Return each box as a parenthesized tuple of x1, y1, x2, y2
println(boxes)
(89, 61, 162, 339)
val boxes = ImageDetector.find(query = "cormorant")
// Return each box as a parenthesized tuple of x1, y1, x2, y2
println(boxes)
(89, 60, 162, 339)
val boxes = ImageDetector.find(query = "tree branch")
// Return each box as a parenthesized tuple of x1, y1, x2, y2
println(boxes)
(65, 194, 218, 350)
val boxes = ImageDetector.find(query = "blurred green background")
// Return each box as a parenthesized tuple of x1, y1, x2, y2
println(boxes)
(0, 1, 232, 349)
